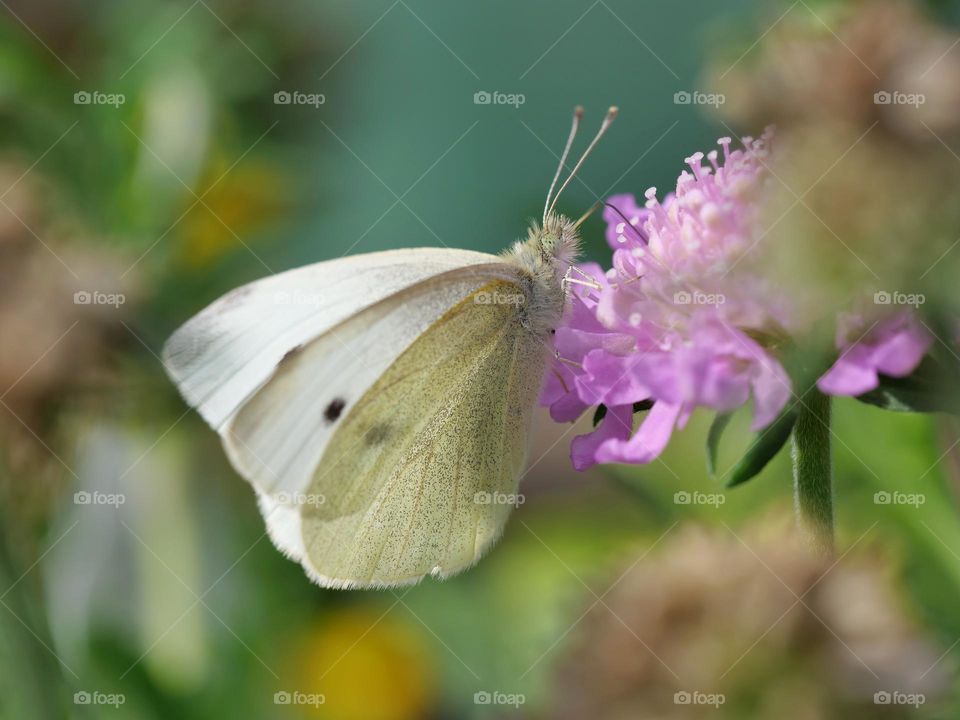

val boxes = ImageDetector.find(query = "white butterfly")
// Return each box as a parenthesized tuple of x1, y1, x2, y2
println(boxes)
(163, 107, 617, 588)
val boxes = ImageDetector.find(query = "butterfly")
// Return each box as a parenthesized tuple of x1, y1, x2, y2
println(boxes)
(163, 107, 617, 588)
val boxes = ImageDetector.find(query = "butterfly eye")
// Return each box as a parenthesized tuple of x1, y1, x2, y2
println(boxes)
(324, 398, 346, 422)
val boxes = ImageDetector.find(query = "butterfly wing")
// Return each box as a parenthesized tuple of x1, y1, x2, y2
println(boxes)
(216, 257, 522, 498)
(228, 275, 548, 588)
(162, 248, 502, 430)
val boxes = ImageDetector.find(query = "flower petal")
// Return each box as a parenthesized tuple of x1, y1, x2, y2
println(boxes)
(595, 401, 682, 465)
(817, 347, 880, 397)
(570, 404, 634, 471)
(818, 312, 932, 397)
(575, 350, 652, 407)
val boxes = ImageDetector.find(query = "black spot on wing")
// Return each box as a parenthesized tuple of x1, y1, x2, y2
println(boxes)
(324, 398, 346, 423)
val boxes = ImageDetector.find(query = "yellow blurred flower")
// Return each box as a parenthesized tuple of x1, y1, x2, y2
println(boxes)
(286, 605, 436, 720)
(176, 156, 291, 269)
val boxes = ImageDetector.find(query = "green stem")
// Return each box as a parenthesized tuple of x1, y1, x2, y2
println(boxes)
(791, 391, 834, 557)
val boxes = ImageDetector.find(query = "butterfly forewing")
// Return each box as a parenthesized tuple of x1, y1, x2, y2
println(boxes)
(163, 248, 502, 430)
(222, 265, 517, 497)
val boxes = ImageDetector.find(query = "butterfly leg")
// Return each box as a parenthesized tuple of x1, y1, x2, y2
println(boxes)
(560, 266, 601, 300)
(569, 264, 601, 285)
(535, 327, 584, 370)
(564, 264, 643, 293)
(554, 353, 583, 369)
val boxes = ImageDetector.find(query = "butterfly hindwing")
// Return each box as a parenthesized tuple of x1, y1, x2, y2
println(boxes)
(239, 278, 547, 588)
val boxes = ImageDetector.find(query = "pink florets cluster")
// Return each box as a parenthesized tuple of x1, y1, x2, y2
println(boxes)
(543, 129, 932, 470)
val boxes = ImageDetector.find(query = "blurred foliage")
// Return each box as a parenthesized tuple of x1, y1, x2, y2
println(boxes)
(0, 0, 958, 719)
(552, 513, 952, 719)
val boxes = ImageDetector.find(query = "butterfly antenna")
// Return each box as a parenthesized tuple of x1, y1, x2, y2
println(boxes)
(547, 106, 618, 218)
(543, 106, 584, 225)
(573, 200, 602, 229)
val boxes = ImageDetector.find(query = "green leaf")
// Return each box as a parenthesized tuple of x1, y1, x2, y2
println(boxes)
(725, 410, 798, 488)
(706, 412, 733, 479)
(855, 356, 960, 414)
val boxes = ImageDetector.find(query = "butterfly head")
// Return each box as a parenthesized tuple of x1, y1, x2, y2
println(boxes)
(505, 107, 617, 303)
(531, 212, 581, 268)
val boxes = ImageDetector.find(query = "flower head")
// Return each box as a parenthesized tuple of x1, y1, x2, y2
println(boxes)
(818, 311, 932, 397)
(544, 129, 935, 469)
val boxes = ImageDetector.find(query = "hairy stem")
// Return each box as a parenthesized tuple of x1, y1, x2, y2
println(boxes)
(791, 391, 834, 557)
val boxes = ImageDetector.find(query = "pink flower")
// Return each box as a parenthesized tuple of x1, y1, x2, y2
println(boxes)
(602, 194, 649, 250)
(818, 311, 932, 396)
(544, 129, 934, 470)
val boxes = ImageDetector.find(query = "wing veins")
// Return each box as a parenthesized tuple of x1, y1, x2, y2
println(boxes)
(343, 322, 512, 579)
(308, 309, 517, 576)
(476, 328, 524, 560)
(439, 443, 463, 573)
(392, 442, 437, 570)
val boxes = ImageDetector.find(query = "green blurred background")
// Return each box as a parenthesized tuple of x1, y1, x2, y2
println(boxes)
(1, 0, 959, 718)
